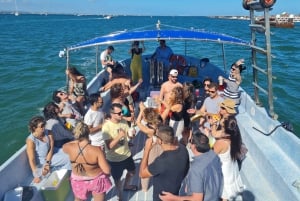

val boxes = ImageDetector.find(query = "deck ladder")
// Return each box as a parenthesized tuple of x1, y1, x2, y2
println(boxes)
(247, 1, 277, 119)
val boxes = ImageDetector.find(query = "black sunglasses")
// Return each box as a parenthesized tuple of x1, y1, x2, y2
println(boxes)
(112, 111, 122, 116)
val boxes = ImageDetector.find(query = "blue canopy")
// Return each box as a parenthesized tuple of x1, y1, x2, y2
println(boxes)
(68, 29, 250, 51)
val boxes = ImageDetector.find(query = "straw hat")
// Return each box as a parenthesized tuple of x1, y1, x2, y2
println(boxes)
(220, 99, 236, 114)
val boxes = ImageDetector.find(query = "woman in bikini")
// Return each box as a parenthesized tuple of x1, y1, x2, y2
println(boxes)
(66, 67, 87, 115)
(159, 86, 185, 142)
(63, 122, 111, 201)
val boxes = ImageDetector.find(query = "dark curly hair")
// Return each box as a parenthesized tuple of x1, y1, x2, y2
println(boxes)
(43, 102, 59, 120)
(224, 116, 242, 161)
(28, 116, 46, 133)
(110, 83, 124, 100)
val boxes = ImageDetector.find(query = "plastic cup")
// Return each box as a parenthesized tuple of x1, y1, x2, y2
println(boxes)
(195, 89, 200, 97)
(218, 76, 223, 85)
(128, 127, 136, 137)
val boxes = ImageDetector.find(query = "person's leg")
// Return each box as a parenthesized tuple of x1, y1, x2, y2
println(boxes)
(92, 192, 105, 201)
(131, 61, 139, 83)
(141, 177, 150, 192)
(114, 178, 123, 200)
(137, 64, 143, 81)
(91, 173, 112, 201)
(109, 161, 124, 200)
(123, 170, 135, 189)
(123, 156, 137, 190)
(76, 95, 85, 115)
(70, 176, 88, 201)
(51, 147, 71, 170)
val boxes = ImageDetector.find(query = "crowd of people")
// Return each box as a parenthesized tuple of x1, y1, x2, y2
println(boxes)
(25, 40, 247, 201)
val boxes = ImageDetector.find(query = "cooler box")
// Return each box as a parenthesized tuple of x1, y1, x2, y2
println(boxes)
(144, 97, 158, 108)
(41, 169, 71, 201)
(150, 91, 160, 98)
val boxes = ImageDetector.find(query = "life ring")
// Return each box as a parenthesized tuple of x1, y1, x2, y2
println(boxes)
(169, 55, 186, 75)
(259, 0, 276, 8)
(242, 0, 251, 10)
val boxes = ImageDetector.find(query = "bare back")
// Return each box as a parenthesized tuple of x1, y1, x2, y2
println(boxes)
(63, 141, 110, 177)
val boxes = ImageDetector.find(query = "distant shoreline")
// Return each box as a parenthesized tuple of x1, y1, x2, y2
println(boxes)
(1, 11, 300, 22)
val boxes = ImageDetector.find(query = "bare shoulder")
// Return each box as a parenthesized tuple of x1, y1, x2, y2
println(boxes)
(161, 82, 167, 88)
(63, 140, 77, 150)
(176, 82, 183, 87)
(26, 137, 34, 145)
(214, 139, 229, 154)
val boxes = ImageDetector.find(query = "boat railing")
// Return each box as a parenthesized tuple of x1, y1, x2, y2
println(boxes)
(244, 0, 277, 119)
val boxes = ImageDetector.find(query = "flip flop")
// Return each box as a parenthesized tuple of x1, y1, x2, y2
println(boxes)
(123, 185, 138, 191)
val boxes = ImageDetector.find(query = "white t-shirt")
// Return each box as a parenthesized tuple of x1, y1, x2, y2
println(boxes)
(100, 50, 112, 68)
(84, 108, 105, 146)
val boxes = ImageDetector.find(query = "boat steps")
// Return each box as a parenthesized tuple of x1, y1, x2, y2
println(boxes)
(237, 105, 300, 201)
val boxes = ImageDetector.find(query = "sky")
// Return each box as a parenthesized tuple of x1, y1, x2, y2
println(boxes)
(1, 0, 299, 16)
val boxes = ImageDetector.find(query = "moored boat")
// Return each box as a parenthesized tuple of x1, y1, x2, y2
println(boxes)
(255, 13, 295, 28)
(104, 15, 113, 20)
(1, 1, 299, 201)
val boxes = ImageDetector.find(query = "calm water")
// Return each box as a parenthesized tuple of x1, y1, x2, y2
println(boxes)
(0, 14, 299, 165)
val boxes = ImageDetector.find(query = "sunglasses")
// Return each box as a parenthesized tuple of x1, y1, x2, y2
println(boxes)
(112, 111, 122, 116)
(209, 90, 216, 93)
(231, 67, 236, 71)
(171, 76, 177, 78)
(38, 123, 46, 128)
(59, 92, 66, 96)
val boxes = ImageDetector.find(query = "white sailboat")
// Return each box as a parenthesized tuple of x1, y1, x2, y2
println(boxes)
(14, 0, 19, 16)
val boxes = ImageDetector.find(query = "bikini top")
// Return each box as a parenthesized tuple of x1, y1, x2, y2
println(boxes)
(147, 124, 157, 132)
(131, 48, 142, 58)
(71, 143, 98, 173)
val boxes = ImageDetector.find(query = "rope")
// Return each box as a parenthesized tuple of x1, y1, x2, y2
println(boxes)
(253, 122, 294, 136)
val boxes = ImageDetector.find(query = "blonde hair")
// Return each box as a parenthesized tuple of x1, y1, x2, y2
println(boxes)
(143, 108, 163, 126)
(73, 121, 90, 140)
